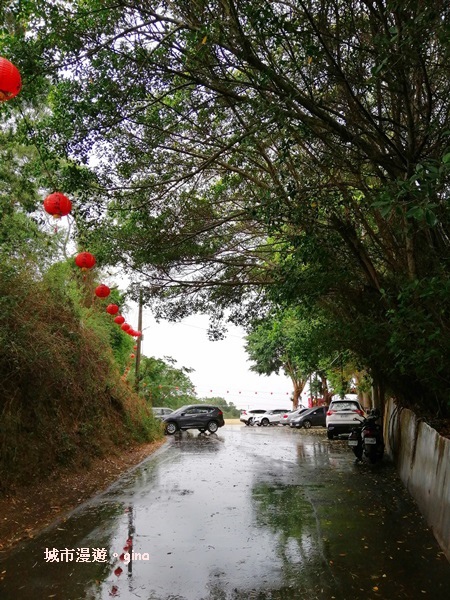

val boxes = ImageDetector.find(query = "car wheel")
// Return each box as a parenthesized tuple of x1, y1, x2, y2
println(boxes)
(303, 420, 312, 429)
(327, 430, 334, 440)
(165, 422, 178, 435)
(247, 418, 253, 426)
(261, 418, 269, 427)
(207, 420, 219, 433)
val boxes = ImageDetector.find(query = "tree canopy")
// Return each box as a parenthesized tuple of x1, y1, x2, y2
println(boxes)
(3, 0, 450, 416)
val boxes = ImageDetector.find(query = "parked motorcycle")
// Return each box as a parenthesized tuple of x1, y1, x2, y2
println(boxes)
(348, 408, 384, 463)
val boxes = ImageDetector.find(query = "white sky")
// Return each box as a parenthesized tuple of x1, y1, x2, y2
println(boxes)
(127, 308, 308, 411)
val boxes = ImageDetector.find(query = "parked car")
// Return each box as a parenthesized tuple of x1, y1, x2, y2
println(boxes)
(253, 409, 291, 427)
(163, 404, 225, 435)
(152, 407, 174, 420)
(326, 395, 365, 439)
(240, 408, 267, 426)
(290, 406, 328, 429)
(281, 406, 308, 425)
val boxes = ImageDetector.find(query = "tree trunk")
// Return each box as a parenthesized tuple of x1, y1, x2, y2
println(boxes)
(320, 373, 333, 405)
(292, 379, 307, 409)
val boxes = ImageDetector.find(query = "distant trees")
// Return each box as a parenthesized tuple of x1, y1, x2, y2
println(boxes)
(138, 356, 197, 408)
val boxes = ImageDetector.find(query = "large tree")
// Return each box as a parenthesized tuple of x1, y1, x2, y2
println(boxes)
(5, 0, 450, 416)
(245, 307, 332, 408)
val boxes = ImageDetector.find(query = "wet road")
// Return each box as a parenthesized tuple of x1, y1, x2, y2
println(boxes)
(1, 425, 449, 599)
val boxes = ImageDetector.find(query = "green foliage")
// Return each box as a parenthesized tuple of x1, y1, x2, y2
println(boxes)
(4, 0, 450, 419)
(0, 256, 161, 491)
(138, 356, 197, 408)
(245, 306, 336, 405)
(199, 396, 240, 418)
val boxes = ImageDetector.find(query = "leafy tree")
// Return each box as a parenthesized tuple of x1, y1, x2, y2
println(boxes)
(138, 356, 197, 408)
(245, 306, 338, 407)
(6, 1, 450, 416)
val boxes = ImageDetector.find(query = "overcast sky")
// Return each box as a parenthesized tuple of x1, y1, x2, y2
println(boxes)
(129, 309, 307, 411)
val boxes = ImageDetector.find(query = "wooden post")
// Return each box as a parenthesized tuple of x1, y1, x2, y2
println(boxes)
(134, 290, 143, 390)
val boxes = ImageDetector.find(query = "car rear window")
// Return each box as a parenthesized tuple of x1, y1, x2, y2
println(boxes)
(331, 401, 360, 411)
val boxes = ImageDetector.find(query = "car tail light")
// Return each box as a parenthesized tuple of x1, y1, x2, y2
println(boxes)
(326, 410, 334, 415)
(242, 410, 247, 415)
(355, 409, 364, 416)
(218, 410, 223, 416)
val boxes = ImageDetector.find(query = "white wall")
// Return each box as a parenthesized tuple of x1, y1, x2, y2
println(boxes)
(385, 398, 450, 561)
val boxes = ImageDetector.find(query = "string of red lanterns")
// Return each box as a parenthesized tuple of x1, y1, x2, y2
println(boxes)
(2, 56, 142, 376)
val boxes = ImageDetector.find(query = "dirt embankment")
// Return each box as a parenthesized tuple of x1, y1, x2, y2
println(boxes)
(0, 439, 166, 555)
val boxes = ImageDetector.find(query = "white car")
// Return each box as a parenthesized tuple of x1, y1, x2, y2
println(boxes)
(326, 395, 365, 439)
(152, 407, 174, 420)
(253, 409, 291, 427)
(239, 409, 267, 425)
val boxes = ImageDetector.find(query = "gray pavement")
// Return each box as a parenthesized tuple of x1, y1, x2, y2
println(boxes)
(0, 424, 449, 599)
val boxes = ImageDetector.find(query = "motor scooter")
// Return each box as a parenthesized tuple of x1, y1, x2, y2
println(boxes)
(348, 409, 384, 463)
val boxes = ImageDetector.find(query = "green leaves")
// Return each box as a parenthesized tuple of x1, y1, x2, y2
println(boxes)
(4, 0, 450, 416)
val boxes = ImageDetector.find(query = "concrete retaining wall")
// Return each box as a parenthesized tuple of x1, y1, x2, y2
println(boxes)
(385, 398, 450, 561)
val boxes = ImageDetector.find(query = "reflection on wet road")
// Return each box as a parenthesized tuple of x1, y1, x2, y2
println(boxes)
(1, 426, 449, 599)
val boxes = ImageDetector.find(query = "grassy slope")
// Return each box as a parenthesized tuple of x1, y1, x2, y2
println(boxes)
(0, 261, 162, 492)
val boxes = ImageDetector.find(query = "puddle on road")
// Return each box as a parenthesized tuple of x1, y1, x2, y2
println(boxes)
(0, 427, 449, 600)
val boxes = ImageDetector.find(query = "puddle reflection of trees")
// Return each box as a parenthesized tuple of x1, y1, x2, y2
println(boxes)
(251, 482, 336, 596)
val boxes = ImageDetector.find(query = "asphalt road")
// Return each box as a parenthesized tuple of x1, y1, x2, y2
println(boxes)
(1, 424, 449, 599)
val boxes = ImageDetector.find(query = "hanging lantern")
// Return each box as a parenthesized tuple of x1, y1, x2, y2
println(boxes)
(121, 323, 131, 332)
(130, 353, 135, 359)
(106, 304, 119, 315)
(43, 192, 72, 218)
(135, 331, 142, 337)
(114, 315, 125, 325)
(75, 251, 96, 270)
(0, 57, 21, 101)
(95, 284, 110, 298)
(133, 345, 137, 350)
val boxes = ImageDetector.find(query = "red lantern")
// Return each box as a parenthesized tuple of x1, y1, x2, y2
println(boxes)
(130, 353, 135, 359)
(0, 57, 21, 101)
(75, 252, 96, 270)
(135, 331, 142, 337)
(43, 192, 72, 218)
(133, 345, 137, 350)
(121, 323, 131, 332)
(114, 315, 125, 325)
(106, 304, 119, 315)
(95, 284, 110, 298)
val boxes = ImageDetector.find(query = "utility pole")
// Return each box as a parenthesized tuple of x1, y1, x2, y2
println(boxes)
(134, 289, 143, 390)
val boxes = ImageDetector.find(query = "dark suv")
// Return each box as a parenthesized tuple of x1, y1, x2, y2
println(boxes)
(163, 404, 225, 435)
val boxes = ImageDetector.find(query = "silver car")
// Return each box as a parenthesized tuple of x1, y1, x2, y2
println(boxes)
(152, 407, 174, 420)
(280, 406, 308, 426)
